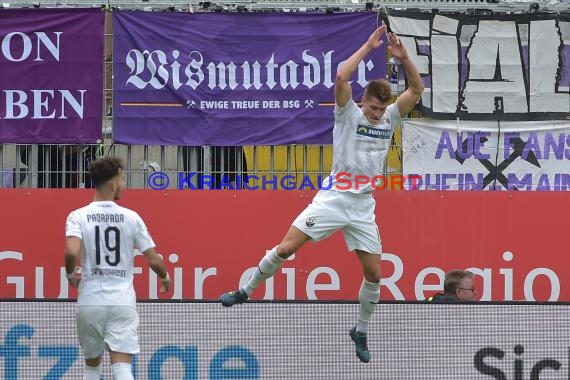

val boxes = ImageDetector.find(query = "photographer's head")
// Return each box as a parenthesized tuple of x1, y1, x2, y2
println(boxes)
(444, 270, 477, 301)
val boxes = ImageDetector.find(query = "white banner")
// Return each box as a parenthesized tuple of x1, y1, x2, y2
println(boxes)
(1, 302, 569, 379)
(384, 11, 570, 120)
(403, 119, 570, 190)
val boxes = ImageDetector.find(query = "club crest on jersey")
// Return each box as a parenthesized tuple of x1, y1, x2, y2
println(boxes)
(356, 125, 391, 139)
(306, 217, 316, 227)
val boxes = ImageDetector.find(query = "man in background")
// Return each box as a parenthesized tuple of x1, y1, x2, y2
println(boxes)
(427, 270, 478, 302)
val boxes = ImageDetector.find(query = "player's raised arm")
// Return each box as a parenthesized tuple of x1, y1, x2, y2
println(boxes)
(389, 32, 424, 117)
(335, 25, 387, 108)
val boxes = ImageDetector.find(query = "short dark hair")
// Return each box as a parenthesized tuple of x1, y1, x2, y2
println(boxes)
(89, 156, 124, 187)
(443, 270, 474, 294)
(364, 79, 392, 104)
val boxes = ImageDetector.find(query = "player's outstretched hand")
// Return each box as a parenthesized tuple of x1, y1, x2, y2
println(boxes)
(366, 25, 387, 50)
(160, 272, 171, 293)
(388, 32, 408, 60)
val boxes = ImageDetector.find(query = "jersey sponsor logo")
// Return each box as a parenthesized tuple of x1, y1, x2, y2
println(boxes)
(356, 125, 391, 139)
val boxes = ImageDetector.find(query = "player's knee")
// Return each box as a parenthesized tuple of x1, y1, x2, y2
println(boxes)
(276, 244, 295, 259)
(85, 357, 102, 367)
(365, 271, 381, 284)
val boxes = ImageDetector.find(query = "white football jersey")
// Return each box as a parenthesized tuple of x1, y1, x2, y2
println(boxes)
(65, 201, 155, 306)
(321, 99, 402, 194)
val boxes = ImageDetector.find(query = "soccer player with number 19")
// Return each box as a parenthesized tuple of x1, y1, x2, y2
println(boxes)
(64, 156, 171, 380)
(220, 25, 424, 363)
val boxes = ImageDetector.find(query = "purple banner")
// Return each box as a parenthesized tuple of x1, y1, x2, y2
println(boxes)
(0, 9, 104, 143)
(113, 12, 386, 145)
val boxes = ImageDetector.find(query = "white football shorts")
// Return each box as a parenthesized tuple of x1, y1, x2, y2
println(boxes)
(76, 305, 140, 358)
(292, 190, 381, 254)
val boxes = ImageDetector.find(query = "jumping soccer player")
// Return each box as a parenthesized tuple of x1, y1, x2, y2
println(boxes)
(220, 25, 424, 363)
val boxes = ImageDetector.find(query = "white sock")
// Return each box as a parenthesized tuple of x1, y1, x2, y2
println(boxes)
(356, 279, 380, 334)
(84, 364, 101, 380)
(243, 246, 284, 296)
(112, 362, 134, 380)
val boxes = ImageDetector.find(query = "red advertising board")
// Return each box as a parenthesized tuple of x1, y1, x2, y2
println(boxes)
(0, 190, 565, 301)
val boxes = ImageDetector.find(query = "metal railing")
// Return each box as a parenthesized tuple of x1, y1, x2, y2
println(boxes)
(0, 134, 409, 189)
